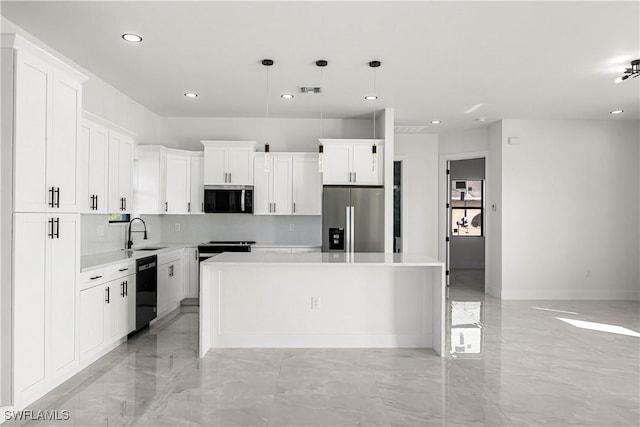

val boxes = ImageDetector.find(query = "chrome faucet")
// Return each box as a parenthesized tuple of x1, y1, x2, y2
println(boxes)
(126, 217, 148, 249)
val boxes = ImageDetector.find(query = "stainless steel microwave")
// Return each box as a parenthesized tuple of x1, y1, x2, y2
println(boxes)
(203, 186, 253, 213)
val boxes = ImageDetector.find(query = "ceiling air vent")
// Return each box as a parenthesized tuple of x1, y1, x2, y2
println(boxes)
(299, 87, 322, 94)
(394, 125, 430, 134)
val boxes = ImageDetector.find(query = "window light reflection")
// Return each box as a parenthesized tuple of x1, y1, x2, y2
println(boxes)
(557, 317, 640, 338)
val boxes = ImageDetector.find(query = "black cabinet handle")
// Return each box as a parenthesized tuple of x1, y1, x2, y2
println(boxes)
(187, 202, 191, 213)
(124, 197, 127, 211)
(120, 282, 125, 297)
(125, 280, 128, 296)
(90, 275, 103, 280)
(96, 194, 99, 210)
(48, 218, 54, 239)
(54, 187, 60, 208)
(165, 201, 168, 212)
(105, 286, 110, 303)
(49, 187, 55, 208)
(54, 218, 60, 239)
(118, 268, 128, 272)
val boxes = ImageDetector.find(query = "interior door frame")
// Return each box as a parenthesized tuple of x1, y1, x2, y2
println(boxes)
(393, 156, 409, 253)
(438, 151, 489, 293)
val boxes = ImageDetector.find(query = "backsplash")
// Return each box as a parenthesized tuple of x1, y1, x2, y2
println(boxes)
(160, 214, 321, 245)
(80, 214, 162, 255)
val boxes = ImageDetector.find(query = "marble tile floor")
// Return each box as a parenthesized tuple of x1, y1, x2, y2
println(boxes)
(6, 289, 639, 427)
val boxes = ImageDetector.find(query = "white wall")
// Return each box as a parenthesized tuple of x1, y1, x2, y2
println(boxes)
(500, 119, 639, 300)
(158, 117, 372, 151)
(394, 134, 439, 256)
(487, 122, 503, 299)
(439, 125, 490, 155)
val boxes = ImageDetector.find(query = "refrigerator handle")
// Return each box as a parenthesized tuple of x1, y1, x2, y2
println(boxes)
(350, 206, 355, 252)
(345, 206, 351, 253)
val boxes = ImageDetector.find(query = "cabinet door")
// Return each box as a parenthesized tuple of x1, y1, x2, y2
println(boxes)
(79, 284, 106, 363)
(119, 137, 134, 213)
(166, 154, 191, 214)
(322, 144, 352, 185)
(88, 125, 109, 213)
(227, 147, 253, 185)
(352, 143, 383, 185)
(271, 157, 292, 215)
(157, 263, 170, 316)
(13, 52, 49, 212)
(188, 249, 200, 298)
(107, 136, 121, 212)
(253, 156, 271, 215)
(13, 214, 47, 395)
(190, 156, 204, 214)
(169, 260, 183, 308)
(203, 147, 227, 185)
(48, 71, 81, 212)
(125, 274, 136, 335)
(293, 156, 322, 215)
(104, 281, 120, 345)
(47, 214, 79, 378)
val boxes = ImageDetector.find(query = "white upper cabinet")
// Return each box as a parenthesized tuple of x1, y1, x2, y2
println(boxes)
(166, 154, 191, 214)
(78, 119, 109, 213)
(9, 36, 87, 213)
(202, 141, 256, 186)
(320, 139, 384, 186)
(108, 131, 134, 213)
(136, 146, 199, 215)
(254, 153, 321, 216)
(190, 154, 204, 214)
(292, 155, 322, 215)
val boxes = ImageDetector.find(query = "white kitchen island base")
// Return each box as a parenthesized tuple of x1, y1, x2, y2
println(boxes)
(200, 252, 446, 357)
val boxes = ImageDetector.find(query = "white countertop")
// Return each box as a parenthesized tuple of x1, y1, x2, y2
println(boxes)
(203, 252, 444, 267)
(80, 243, 194, 272)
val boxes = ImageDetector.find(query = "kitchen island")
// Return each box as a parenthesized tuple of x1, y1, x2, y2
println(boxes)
(199, 252, 446, 357)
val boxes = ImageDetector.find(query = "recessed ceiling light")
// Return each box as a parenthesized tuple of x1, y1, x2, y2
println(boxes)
(475, 117, 487, 122)
(184, 92, 198, 98)
(364, 95, 378, 101)
(122, 33, 143, 43)
(281, 94, 294, 99)
(430, 120, 442, 124)
(610, 109, 624, 115)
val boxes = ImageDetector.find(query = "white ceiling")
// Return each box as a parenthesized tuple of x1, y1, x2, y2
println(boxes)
(1, 1, 638, 131)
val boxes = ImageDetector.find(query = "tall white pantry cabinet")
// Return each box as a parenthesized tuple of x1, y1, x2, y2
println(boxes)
(1, 34, 87, 407)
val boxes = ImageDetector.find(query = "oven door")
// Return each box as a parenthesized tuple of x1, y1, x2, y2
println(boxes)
(204, 186, 253, 213)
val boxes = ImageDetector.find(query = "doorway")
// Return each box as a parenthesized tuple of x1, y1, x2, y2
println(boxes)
(446, 158, 486, 296)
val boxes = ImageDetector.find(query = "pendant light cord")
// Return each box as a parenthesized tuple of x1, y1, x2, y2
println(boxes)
(373, 66, 376, 140)
(320, 66, 324, 139)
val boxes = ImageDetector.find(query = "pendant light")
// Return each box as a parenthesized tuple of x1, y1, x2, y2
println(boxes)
(316, 59, 328, 172)
(369, 60, 381, 173)
(262, 59, 274, 172)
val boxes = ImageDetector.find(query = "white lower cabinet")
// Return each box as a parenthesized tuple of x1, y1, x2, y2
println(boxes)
(13, 213, 79, 406)
(79, 267, 135, 365)
(157, 251, 184, 318)
(184, 247, 200, 298)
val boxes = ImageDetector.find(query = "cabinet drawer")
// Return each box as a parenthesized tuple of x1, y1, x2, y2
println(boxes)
(158, 249, 183, 266)
(104, 261, 135, 281)
(79, 269, 107, 290)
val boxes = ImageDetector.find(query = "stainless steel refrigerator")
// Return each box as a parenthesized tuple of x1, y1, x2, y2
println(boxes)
(322, 186, 384, 252)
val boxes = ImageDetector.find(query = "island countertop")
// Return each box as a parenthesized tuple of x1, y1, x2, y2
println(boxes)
(203, 252, 444, 267)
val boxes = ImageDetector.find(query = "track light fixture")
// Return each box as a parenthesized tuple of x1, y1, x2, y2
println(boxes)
(614, 59, 639, 83)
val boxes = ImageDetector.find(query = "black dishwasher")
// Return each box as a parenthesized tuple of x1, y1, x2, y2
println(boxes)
(136, 255, 157, 331)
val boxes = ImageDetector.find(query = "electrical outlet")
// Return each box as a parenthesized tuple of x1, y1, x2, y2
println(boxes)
(96, 225, 105, 237)
(311, 296, 320, 310)
(175, 223, 181, 232)
(289, 223, 295, 232)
